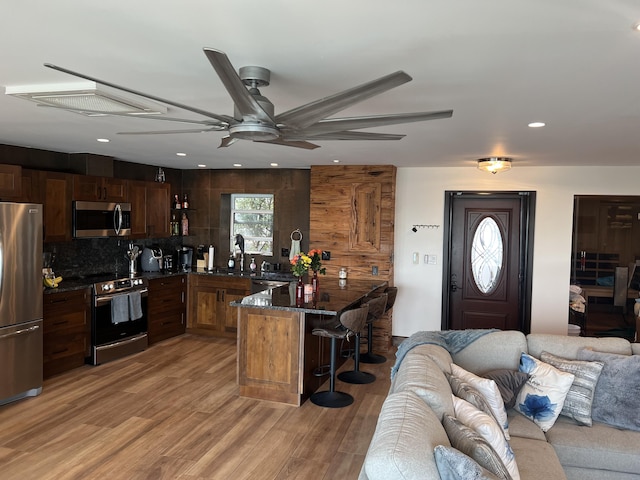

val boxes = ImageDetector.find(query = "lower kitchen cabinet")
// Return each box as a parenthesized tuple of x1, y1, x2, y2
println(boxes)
(148, 275, 186, 344)
(188, 275, 251, 338)
(43, 288, 91, 379)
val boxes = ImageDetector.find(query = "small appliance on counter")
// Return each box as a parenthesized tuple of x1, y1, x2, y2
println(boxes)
(162, 254, 174, 272)
(141, 246, 163, 272)
(178, 246, 193, 271)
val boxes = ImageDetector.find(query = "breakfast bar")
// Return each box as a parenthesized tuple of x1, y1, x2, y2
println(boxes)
(231, 278, 387, 406)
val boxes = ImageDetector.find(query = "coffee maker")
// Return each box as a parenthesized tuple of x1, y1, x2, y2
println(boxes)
(178, 246, 193, 271)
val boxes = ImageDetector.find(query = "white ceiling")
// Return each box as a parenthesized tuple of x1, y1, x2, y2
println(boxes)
(1, 0, 640, 170)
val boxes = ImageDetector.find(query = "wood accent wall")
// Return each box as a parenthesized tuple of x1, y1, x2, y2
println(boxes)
(309, 165, 396, 352)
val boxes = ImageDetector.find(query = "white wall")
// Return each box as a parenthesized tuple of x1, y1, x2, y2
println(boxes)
(393, 166, 640, 338)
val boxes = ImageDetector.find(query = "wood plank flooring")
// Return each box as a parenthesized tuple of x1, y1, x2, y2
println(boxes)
(0, 335, 394, 480)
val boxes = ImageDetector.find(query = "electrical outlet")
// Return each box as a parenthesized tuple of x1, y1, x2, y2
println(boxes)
(428, 254, 437, 265)
(372, 265, 378, 276)
(413, 252, 419, 264)
(281, 248, 289, 257)
(322, 251, 331, 260)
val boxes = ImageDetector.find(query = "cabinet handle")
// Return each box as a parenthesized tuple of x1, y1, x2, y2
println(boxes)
(104, 187, 107, 199)
(49, 297, 69, 304)
(52, 347, 69, 355)
(53, 320, 69, 326)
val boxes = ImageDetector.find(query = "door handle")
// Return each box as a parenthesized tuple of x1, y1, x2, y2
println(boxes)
(450, 274, 459, 292)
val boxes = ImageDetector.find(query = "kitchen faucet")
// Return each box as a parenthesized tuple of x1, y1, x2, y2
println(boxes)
(234, 234, 245, 271)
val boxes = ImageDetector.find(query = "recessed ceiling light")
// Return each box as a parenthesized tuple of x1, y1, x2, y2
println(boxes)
(528, 122, 545, 128)
(233, 163, 242, 167)
(197, 164, 206, 168)
(270, 162, 278, 167)
(633, 22, 640, 31)
(96, 138, 110, 143)
(333, 159, 340, 163)
(176, 152, 186, 157)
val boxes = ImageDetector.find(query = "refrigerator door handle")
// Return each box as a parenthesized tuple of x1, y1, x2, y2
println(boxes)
(0, 324, 40, 340)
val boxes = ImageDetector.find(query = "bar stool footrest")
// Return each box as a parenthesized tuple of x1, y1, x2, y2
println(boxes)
(313, 364, 331, 377)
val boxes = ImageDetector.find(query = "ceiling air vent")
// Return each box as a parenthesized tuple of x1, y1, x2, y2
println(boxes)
(5, 82, 167, 116)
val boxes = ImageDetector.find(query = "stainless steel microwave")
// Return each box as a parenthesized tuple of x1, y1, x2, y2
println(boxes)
(72, 201, 131, 238)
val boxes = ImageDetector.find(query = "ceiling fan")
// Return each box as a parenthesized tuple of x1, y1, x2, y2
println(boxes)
(44, 48, 453, 150)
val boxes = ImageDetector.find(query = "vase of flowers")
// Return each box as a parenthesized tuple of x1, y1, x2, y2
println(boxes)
(290, 253, 311, 305)
(307, 249, 326, 295)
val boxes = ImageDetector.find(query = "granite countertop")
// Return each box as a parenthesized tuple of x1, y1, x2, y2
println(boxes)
(43, 268, 296, 294)
(231, 277, 388, 315)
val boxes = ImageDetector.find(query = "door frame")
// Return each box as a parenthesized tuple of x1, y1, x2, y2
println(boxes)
(441, 191, 536, 333)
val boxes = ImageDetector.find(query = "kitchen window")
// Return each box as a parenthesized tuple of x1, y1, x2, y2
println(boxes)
(230, 194, 274, 255)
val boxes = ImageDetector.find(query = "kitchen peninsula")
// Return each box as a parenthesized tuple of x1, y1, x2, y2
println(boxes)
(231, 278, 387, 406)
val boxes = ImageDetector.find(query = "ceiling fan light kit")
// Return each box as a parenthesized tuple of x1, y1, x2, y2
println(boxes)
(31, 47, 452, 150)
(477, 157, 512, 174)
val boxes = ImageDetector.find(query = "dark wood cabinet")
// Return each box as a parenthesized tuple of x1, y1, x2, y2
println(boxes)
(40, 171, 73, 243)
(43, 288, 91, 378)
(148, 275, 186, 344)
(188, 275, 251, 338)
(73, 175, 127, 202)
(0, 164, 22, 200)
(129, 180, 170, 239)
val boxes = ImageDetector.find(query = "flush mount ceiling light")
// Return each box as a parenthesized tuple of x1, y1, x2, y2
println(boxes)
(477, 157, 512, 174)
(528, 121, 545, 128)
(5, 81, 167, 116)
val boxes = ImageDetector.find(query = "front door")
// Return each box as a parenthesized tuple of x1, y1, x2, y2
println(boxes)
(442, 192, 535, 332)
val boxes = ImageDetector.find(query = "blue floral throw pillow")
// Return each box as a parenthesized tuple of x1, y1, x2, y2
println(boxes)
(514, 353, 575, 432)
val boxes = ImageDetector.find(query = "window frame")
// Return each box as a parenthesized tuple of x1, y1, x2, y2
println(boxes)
(230, 193, 274, 255)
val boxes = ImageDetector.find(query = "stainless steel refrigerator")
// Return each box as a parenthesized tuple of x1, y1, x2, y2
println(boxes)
(0, 202, 43, 406)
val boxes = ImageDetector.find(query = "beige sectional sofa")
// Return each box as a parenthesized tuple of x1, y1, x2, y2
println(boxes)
(359, 331, 640, 480)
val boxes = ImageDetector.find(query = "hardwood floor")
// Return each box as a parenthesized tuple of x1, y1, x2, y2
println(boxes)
(0, 335, 393, 480)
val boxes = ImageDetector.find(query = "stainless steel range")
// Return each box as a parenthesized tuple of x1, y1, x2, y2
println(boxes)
(90, 276, 149, 365)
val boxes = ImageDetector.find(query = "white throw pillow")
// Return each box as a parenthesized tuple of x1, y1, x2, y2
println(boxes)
(514, 352, 575, 432)
(451, 363, 510, 439)
(453, 396, 520, 480)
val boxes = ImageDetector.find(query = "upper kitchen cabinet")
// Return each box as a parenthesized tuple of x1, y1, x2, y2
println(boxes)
(73, 175, 128, 202)
(128, 180, 170, 239)
(0, 164, 22, 200)
(39, 172, 73, 242)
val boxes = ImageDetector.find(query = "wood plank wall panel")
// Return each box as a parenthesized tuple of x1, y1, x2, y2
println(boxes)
(310, 165, 396, 352)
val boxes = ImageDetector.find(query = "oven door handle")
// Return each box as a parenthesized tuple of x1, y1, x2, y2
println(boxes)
(95, 288, 148, 307)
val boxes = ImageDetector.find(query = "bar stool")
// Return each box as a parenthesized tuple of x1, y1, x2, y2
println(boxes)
(360, 290, 393, 364)
(310, 304, 369, 408)
(337, 305, 376, 385)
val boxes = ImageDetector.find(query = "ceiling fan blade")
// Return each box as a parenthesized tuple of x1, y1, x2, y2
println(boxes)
(118, 127, 222, 135)
(298, 110, 453, 136)
(259, 138, 320, 150)
(203, 48, 274, 124)
(44, 63, 234, 123)
(219, 135, 239, 148)
(285, 131, 405, 141)
(275, 71, 412, 130)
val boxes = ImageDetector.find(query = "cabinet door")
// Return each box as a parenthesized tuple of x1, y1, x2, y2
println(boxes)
(73, 175, 102, 201)
(44, 172, 72, 242)
(103, 178, 127, 202)
(0, 164, 22, 199)
(148, 275, 186, 343)
(191, 285, 221, 332)
(220, 289, 246, 334)
(146, 182, 170, 238)
(128, 180, 147, 238)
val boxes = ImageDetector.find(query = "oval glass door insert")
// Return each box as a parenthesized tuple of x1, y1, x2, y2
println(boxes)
(471, 217, 504, 294)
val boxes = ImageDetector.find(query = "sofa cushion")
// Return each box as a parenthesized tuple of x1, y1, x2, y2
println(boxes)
(453, 331, 527, 375)
(514, 353, 574, 432)
(391, 349, 454, 420)
(505, 409, 546, 441)
(453, 396, 520, 480)
(434, 445, 501, 480)
(576, 349, 640, 432)
(527, 334, 632, 359)
(362, 390, 451, 480)
(451, 363, 510, 439)
(482, 369, 529, 409)
(507, 436, 567, 480)
(442, 414, 511, 479)
(539, 351, 603, 426)
(546, 415, 640, 476)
